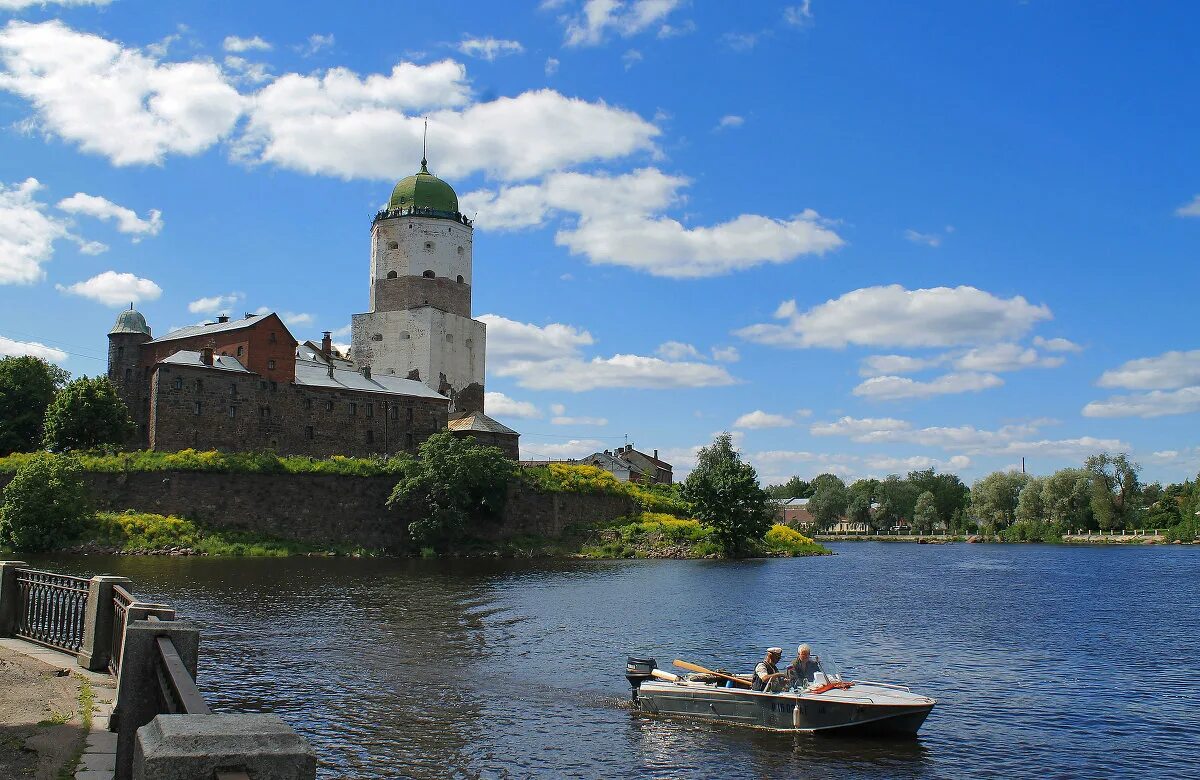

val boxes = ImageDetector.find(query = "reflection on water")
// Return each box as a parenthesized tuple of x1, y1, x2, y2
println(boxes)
(31, 544, 1199, 779)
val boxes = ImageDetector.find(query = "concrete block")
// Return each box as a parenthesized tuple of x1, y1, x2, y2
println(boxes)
(79, 576, 132, 672)
(75, 771, 115, 780)
(86, 731, 118, 752)
(80, 751, 117, 772)
(133, 714, 316, 780)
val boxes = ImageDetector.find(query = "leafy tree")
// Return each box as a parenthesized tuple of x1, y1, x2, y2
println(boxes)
(681, 433, 773, 557)
(971, 471, 1031, 530)
(1041, 468, 1093, 529)
(42, 376, 133, 451)
(0, 452, 90, 552)
(1015, 477, 1047, 523)
(387, 432, 516, 549)
(1085, 453, 1141, 530)
(907, 468, 970, 523)
(0, 356, 69, 455)
(846, 492, 872, 529)
(878, 474, 919, 523)
(766, 476, 812, 499)
(911, 490, 939, 533)
(808, 473, 847, 530)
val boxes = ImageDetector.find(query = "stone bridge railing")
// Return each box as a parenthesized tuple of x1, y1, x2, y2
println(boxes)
(0, 561, 315, 780)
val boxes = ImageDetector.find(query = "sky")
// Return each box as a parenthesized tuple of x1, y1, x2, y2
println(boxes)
(0, 0, 1197, 486)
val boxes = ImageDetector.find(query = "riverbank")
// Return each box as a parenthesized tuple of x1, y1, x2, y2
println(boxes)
(816, 533, 1193, 545)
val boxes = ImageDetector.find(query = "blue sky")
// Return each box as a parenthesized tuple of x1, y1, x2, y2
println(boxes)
(0, 0, 1197, 485)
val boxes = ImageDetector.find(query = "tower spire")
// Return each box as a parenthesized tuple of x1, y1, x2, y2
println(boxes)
(420, 117, 428, 173)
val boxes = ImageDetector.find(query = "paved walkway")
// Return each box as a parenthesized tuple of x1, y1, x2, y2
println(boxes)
(0, 638, 116, 780)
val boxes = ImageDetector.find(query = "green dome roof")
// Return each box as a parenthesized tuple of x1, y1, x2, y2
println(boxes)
(387, 160, 458, 213)
(109, 308, 150, 336)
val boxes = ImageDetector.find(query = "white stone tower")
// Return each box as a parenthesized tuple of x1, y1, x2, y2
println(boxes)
(351, 158, 487, 414)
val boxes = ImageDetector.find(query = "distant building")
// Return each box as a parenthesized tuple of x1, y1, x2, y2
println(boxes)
(771, 497, 814, 528)
(565, 444, 674, 485)
(106, 159, 519, 457)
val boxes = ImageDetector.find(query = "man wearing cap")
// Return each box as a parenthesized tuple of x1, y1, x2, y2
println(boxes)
(752, 647, 785, 692)
(787, 644, 819, 688)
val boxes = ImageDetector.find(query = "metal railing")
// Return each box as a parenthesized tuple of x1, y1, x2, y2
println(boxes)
(110, 584, 135, 675)
(14, 568, 90, 653)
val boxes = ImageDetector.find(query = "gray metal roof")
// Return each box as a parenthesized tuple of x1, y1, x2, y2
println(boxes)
(447, 412, 518, 435)
(293, 358, 447, 400)
(159, 351, 252, 373)
(149, 313, 270, 344)
(770, 497, 811, 507)
(109, 308, 151, 336)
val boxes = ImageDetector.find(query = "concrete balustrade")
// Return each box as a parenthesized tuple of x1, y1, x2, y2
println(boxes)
(79, 574, 132, 671)
(0, 560, 28, 636)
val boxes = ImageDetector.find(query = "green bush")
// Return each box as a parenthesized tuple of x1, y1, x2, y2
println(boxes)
(0, 448, 413, 477)
(42, 376, 133, 451)
(521, 463, 693, 516)
(762, 524, 828, 556)
(0, 452, 90, 552)
(86, 511, 316, 556)
(999, 519, 1065, 543)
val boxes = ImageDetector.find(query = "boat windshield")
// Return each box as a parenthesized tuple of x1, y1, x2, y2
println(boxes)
(789, 650, 844, 691)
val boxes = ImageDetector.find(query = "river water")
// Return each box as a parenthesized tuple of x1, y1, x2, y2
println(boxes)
(32, 543, 1199, 779)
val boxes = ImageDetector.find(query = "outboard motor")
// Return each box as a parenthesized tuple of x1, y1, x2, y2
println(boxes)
(625, 656, 657, 702)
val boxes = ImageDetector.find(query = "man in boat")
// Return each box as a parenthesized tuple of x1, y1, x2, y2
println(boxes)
(752, 647, 786, 692)
(786, 644, 819, 688)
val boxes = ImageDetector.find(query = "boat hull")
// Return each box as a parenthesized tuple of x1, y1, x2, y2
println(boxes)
(634, 682, 934, 736)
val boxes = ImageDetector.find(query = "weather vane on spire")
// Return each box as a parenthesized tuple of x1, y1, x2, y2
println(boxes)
(421, 117, 428, 171)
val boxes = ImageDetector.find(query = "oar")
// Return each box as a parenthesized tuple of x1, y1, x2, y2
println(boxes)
(672, 659, 752, 688)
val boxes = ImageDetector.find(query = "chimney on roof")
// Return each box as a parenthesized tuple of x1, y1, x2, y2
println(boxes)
(245, 312, 253, 320)
(200, 347, 214, 366)
(321, 331, 332, 359)
(362, 365, 372, 380)
(654, 449, 658, 460)
(217, 314, 229, 323)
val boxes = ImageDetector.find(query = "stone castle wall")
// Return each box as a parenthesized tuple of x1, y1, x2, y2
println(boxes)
(0, 470, 636, 550)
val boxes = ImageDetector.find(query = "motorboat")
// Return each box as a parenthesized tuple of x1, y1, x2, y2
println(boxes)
(625, 655, 935, 736)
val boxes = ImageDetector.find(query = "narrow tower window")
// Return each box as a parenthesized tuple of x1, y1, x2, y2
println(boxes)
(422, 270, 435, 278)
(457, 246, 464, 256)
(387, 271, 398, 279)
(387, 241, 398, 250)
(424, 241, 434, 251)
(456, 275, 464, 283)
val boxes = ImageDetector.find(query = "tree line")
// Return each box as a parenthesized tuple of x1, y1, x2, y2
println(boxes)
(0, 356, 132, 455)
(767, 453, 1199, 540)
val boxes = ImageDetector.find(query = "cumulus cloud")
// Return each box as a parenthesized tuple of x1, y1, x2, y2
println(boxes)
(551, 413, 608, 426)
(484, 391, 541, 419)
(0, 0, 110, 8)
(57, 270, 162, 306)
(859, 353, 946, 377)
(1082, 387, 1200, 419)
(737, 285, 1052, 349)
(526, 438, 606, 460)
(56, 192, 163, 239)
(1174, 195, 1200, 217)
(733, 410, 794, 429)
(714, 114, 744, 131)
(223, 55, 273, 86)
(853, 372, 1004, 400)
(464, 168, 842, 278)
(223, 35, 271, 53)
(477, 314, 594, 361)
(903, 228, 943, 247)
(188, 292, 243, 314)
(0, 20, 246, 165)
(860, 342, 1069, 378)
(1096, 349, 1200, 390)
(954, 343, 1063, 372)
(782, 2, 813, 27)
(559, 0, 687, 47)
(544, 57, 560, 75)
(0, 334, 67, 363)
(711, 346, 739, 363)
(252, 306, 312, 328)
(296, 33, 334, 57)
(656, 340, 701, 360)
(457, 36, 524, 61)
(0, 177, 67, 284)
(1033, 335, 1081, 353)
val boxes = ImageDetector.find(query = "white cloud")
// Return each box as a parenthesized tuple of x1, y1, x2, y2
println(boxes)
(711, 346, 740, 363)
(188, 292, 243, 314)
(465, 168, 842, 278)
(497, 353, 736, 391)
(0, 0, 110, 8)
(223, 35, 271, 53)
(1033, 336, 1082, 353)
(621, 49, 643, 69)
(296, 34, 334, 57)
(76, 239, 107, 255)
(0, 177, 67, 284)
(477, 314, 594, 361)
(722, 32, 759, 51)
(223, 55, 273, 85)
(782, 1, 813, 26)
(859, 353, 946, 377)
(656, 340, 701, 360)
(526, 438, 606, 460)
(484, 391, 541, 419)
(904, 228, 942, 247)
(0, 21, 246, 166)
(253, 306, 313, 328)
(1082, 387, 1200, 419)
(544, 57, 560, 75)
(715, 114, 744, 131)
(457, 36, 524, 61)
(1174, 195, 1200, 217)
(0, 334, 67, 363)
(56, 192, 163, 238)
(733, 410, 794, 429)
(57, 270, 161, 306)
(737, 285, 1052, 349)
(551, 415, 609, 426)
(853, 372, 1004, 400)
(561, 0, 687, 47)
(1096, 349, 1200, 390)
(954, 343, 1063, 372)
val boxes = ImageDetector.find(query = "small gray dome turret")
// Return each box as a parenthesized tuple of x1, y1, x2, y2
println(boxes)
(109, 307, 151, 337)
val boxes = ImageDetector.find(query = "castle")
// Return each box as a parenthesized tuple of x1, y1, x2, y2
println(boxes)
(107, 159, 520, 459)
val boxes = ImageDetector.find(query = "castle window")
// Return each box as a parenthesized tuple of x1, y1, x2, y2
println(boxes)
(456, 275, 464, 283)
(237, 346, 243, 357)
(399, 331, 410, 340)
(270, 439, 278, 449)
(386, 271, 397, 279)
(325, 400, 333, 412)
(349, 402, 357, 416)
(446, 333, 454, 343)
(305, 426, 313, 440)
(387, 241, 398, 250)
(193, 402, 202, 415)
(268, 359, 276, 370)
(366, 430, 374, 444)
(406, 407, 413, 423)
(117, 345, 124, 358)
(260, 381, 268, 390)
(125, 368, 132, 381)
(465, 338, 473, 349)
(371, 334, 383, 342)
(423, 241, 434, 252)
(422, 270, 435, 279)
(390, 406, 398, 420)
(173, 377, 183, 390)
(406, 432, 414, 449)
(269, 332, 277, 343)
(270, 381, 277, 391)
(195, 379, 203, 391)
(366, 403, 374, 418)
(457, 246, 464, 256)
(260, 406, 270, 418)
(304, 398, 312, 410)
(230, 384, 237, 397)
(228, 406, 236, 419)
